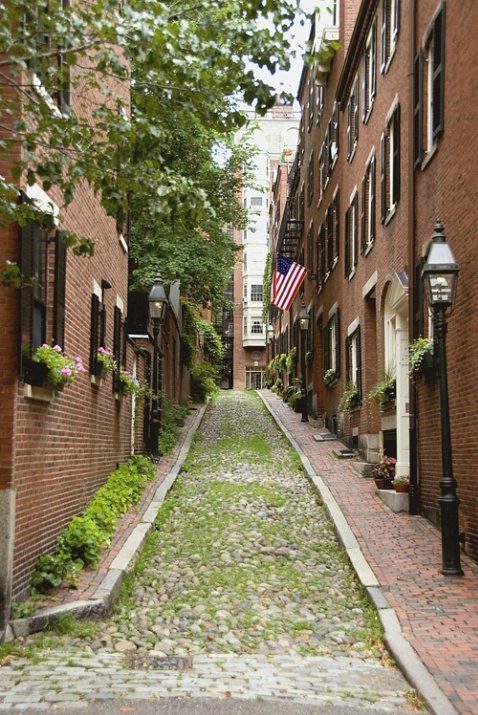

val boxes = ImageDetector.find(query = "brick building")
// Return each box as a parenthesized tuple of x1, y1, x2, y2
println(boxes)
(0, 36, 186, 637)
(232, 104, 300, 390)
(269, 0, 478, 564)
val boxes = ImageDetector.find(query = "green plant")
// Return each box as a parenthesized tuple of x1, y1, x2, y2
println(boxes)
(285, 347, 297, 374)
(392, 475, 409, 486)
(190, 361, 219, 403)
(371, 454, 396, 480)
(117, 369, 142, 395)
(33, 344, 86, 386)
(30, 456, 154, 593)
(408, 337, 433, 374)
(339, 384, 359, 412)
(324, 368, 337, 385)
(96, 347, 117, 372)
(367, 366, 396, 405)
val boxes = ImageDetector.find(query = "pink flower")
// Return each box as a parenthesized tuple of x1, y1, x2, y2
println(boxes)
(61, 367, 72, 376)
(42, 343, 49, 349)
(53, 345, 62, 353)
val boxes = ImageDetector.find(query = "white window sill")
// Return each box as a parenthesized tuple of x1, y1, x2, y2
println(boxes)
(421, 143, 438, 171)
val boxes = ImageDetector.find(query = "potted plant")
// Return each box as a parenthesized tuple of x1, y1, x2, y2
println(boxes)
(28, 344, 86, 390)
(116, 369, 142, 396)
(371, 454, 396, 489)
(339, 383, 360, 412)
(95, 347, 117, 377)
(367, 366, 396, 406)
(324, 368, 338, 386)
(409, 337, 434, 375)
(392, 475, 409, 493)
(285, 347, 297, 374)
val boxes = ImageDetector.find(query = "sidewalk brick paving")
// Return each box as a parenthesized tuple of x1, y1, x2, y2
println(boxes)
(259, 389, 478, 715)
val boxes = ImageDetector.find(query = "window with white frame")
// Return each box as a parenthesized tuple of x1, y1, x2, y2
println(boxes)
(363, 20, 377, 121)
(250, 196, 263, 206)
(425, 3, 445, 154)
(344, 190, 359, 277)
(361, 153, 376, 253)
(381, 0, 400, 72)
(307, 152, 315, 205)
(347, 75, 359, 160)
(324, 308, 340, 379)
(251, 318, 263, 334)
(250, 284, 263, 302)
(381, 103, 400, 221)
(346, 325, 362, 397)
(316, 85, 324, 124)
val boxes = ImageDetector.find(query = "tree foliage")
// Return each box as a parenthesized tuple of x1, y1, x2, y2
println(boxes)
(0, 0, 304, 286)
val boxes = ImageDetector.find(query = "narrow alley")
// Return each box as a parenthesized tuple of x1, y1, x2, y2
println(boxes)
(0, 391, 417, 713)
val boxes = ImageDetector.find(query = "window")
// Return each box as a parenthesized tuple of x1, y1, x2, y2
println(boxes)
(346, 326, 362, 398)
(27, 1, 71, 110)
(19, 194, 67, 376)
(306, 223, 314, 272)
(344, 191, 359, 277)
(381, 0, 400, 72)
(243, 316, 247, 337)
(250, 284, 263, 302)
(112, 305, 124, 392)
(319, 104, 339, 195)
(316, 85, 324, 125)
(324, 309, 340, 378)
(363, 21, 377, 121)
(307, 152, 315, 205)
(347, 76, 359, 160)
(250, 197, 263, 206)
(425, 4, 446, 153)
(316, 223, 326, 289)
(251, 319, 263, 334)
(381, 103, 400, 222)
(361, 154, 376, 253)
(308, 76, 314, 130)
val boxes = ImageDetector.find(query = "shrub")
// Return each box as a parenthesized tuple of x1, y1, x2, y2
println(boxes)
(190, 361, 219, 403)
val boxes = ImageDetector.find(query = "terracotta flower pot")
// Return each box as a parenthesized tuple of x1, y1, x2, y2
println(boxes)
(394, 483, 409, 493)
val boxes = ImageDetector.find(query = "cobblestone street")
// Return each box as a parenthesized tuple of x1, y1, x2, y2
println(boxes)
(0, 392, 417, 713)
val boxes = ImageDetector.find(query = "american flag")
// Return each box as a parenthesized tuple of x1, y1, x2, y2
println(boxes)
(271, 255, 308, 311)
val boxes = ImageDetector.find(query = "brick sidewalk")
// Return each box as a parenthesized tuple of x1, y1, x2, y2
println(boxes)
(260, 389, 478, 715)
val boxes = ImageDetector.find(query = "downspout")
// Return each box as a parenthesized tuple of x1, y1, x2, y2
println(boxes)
(408, 0, 419, 515)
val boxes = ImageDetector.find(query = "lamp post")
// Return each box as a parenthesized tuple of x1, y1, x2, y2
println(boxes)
(298, 301, 310, 423)
(421, 220, 462, 576)
(148, 273, 168, 463)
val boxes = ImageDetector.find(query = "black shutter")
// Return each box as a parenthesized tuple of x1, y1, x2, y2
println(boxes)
(347, 99, 352, 158)
(89, 293, 100, 374)
(356, 326, 362, 400)
(371, 21, 377, 99)
(380, 131, 387, 222)
(361, 176, 366, 254)
(334, 102, 339, 156)
(353, 194, 359, 266)
(344, 208, 350, 276)
(345, 335, 351, 383)
(323, 323, 330, 373)
(113, 306, 122, 365)
(432, 4, 446, 140)
(381, 0, 388, 72)
(370, 156, 376, 241)
(335, 308, 341, 377)
(19, 214, 35, 369)
(53, 231, 67, 349)
(327, 206, 334, 271)
(392, 104, 401, 205)
(414, 50, 424, 168)
(414, 258, 425, 339)
(334, 191, 340, 259)
(393, 0, 400, 42)
(354, 80, 359, 143)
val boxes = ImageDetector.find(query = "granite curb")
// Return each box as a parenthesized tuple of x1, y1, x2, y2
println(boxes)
(257, 390, 460, 715)
(6, 403, 208, 642)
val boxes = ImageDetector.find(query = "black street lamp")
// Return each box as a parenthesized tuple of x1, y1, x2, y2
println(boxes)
(298, 301, 310, 423)
(148, 273, 168, 463)
(421, 220, 463, 576)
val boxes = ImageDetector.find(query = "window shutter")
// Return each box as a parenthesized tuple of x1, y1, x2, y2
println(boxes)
(344, 208, 350, 276)
(320, 223, 326, 280)
(53, 231, 67, 349)
(381, 0, 388, 72)
(392, 104, 401, 205)
(413, 50, 424, 168)
(323, 323, 330, 373)
(327, 206, 334, 271)
(432, 4, 445, 140)
(371, 21, 377, 99)
(334, 102, 339, 155)
(356, 326, 362, 399)
(347, 99, 352, 158)
(354, 81, 359, 143)
(361, 176, 366, 254)
(380, 131, 387, 222)
(113, 306, 122, 365)
(335, 309, 341, 377)
(334, 191, 340, 259)
(393, 0, 400, 42)
(345, 335, 351, 383)
(370, 155, 376, 241)
(362, 55, 367, 120)
(353, 194, 359, 266)
(89, 293, 100, 374)
(414, 258, 425, 339)
(19, 213, 35, 369)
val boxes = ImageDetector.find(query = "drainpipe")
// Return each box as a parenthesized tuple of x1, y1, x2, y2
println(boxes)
(408, 0, 419, 515)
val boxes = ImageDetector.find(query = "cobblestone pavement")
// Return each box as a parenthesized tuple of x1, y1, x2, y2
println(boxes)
(0, 392, 418, 712)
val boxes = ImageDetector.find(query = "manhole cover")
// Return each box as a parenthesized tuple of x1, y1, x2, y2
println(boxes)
(127, 654, 192, 671)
